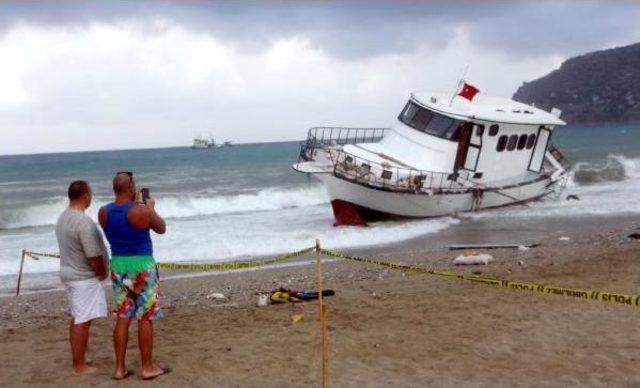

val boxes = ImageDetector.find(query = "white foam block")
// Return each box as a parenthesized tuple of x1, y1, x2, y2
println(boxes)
(452, 253, 494, 265)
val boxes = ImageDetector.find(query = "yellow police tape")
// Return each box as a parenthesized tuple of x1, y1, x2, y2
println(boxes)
(22, 247, 640, 308)
(319, 248, 640, 308)
(154, 247, 314, 271)
(23, 247, 315, 273)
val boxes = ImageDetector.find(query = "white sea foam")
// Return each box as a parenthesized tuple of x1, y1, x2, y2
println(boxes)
(467, 155, 640, 220)
(0, 197, 70, 230)
(0, 206, 459, 276)
(156, 185, 329, 219)
(151, 211, 459, 264)
(613, 154, 640, 179)
(0, 185, 329, 230)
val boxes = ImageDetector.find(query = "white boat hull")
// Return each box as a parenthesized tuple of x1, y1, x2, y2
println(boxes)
(318, 173, 555, 222)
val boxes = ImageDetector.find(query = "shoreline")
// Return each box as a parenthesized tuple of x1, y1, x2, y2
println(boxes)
(2, 212, 638, 297)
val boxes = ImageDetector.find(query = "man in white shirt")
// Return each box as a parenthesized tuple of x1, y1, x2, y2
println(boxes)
(55, 180, 108, 376)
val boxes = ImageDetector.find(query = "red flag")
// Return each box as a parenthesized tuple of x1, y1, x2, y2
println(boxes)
(458, 82, 479, 101)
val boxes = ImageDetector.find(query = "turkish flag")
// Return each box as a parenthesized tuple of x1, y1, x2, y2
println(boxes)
(458, 82, 479, 101)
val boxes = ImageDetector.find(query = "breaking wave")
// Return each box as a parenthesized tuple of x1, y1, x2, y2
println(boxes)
(469, 155, 640, 219)
(0, 185, 329, 230)
(157, 185, 328, 219)
(571, 156, 627, 184)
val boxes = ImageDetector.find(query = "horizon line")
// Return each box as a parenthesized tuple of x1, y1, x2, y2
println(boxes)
(0, 138, 304, 158)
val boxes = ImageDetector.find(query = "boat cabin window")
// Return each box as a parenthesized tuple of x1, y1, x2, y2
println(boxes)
(517, 134, 527, 150)
(398, 101, 464, 140)
(496, 135, 508, 152)
(497, 133, 536, 152)
(489, 125, 499, 136)
(526, 134, 536, 149)
(475, 125, 484, 136)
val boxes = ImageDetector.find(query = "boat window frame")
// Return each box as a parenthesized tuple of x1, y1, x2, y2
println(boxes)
(517, 134, 528, 150)
(444, 123, 464, 140)
(496, 135, 508, 152)
(507, 135, 518, 151)
(409, 107, 434, 130)
(526, 134, 536, 149)
(398, 100, 465, 141)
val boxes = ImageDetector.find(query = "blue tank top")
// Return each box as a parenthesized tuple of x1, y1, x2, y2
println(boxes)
(103, 201, 153, 256)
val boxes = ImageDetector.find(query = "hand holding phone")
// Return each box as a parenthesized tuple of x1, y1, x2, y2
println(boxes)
(141, 188, 150, 204)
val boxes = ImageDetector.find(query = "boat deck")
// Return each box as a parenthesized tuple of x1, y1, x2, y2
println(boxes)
(343, 143, 415, 170)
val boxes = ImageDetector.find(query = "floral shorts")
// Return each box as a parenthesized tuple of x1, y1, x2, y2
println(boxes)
(111, 267, 163, 321)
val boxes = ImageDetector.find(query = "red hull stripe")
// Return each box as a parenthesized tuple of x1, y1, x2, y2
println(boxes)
(330, 199, 368, 226)
(330, 200, 409, 226)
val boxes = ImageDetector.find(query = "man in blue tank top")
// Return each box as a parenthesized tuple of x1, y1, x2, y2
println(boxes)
(98, 172, 169, 380)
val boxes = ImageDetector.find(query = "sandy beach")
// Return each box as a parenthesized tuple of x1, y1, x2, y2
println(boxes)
(1, 221, 640, 387)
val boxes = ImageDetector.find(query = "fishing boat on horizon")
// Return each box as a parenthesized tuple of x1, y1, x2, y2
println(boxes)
(293, 82, 570, 226)
(192, 135, 233, 149)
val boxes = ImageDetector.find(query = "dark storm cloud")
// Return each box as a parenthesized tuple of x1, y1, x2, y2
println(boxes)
(1, 1, 638, 60)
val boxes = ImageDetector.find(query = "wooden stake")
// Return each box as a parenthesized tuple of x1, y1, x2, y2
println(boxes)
(315, 239, 323, 320)
(321, 303, 329, 388)
(316, 239, 329, 387)
(16, 249, 26, 297)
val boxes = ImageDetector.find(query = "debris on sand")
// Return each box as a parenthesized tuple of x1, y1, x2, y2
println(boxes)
(452, 253, 494, 265)
(206, 292, 226, 300)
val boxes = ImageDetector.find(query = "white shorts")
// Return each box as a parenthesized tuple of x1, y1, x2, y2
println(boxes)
(64, 277, 108, 324)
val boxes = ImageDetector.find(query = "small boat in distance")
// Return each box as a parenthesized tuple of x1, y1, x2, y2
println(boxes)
(192, 135, 215, 149)
(293, 82, 570, 226)
(192, 135, 232, 149)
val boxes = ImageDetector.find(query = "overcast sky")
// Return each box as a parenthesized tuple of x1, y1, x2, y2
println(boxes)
(1, 1, 639, 155)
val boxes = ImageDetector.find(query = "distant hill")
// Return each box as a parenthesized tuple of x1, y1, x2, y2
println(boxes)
(513, 42, 640, 125)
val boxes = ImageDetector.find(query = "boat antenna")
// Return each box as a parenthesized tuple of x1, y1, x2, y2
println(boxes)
(449, 64, 469, 107)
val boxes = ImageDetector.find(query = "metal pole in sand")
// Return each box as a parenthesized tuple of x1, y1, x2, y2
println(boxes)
(16, 249, 26, 296)
(315, 239, 329, 387)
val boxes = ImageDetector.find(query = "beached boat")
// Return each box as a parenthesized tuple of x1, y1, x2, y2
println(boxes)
(293, 84, 570, 225)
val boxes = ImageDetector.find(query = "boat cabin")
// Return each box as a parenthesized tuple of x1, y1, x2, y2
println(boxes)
(339, 92, 565, 187)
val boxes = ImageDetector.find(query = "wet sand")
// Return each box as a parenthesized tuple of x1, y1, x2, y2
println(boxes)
(1, 221, 640, 387)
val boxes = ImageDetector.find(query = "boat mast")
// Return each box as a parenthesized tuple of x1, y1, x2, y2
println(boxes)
(449, 64, 469, 107)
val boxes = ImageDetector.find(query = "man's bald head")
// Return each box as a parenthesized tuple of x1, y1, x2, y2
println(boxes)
(113, 172, 135, 196)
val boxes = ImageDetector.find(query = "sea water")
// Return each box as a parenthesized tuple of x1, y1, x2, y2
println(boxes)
(1, 124, 639, 284)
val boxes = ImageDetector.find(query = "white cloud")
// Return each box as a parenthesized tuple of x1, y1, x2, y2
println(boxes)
(0, 20, 565, 155)
(0, 25, 35, 107)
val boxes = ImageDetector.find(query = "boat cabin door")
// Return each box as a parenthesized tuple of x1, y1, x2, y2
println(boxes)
(465, 124, 483, 171)
(454, 123, 482, 172)
(528, 126, 551, 172)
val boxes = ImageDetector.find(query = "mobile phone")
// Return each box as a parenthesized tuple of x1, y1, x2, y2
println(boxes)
(141, 188, 150, 204)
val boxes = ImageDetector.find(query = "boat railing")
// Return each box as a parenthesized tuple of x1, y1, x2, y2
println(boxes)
(332, 149, 475, 193)
(547, 143, 571, 170)
(298, 127, 390, 162)
(540, 143, 571, 179)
